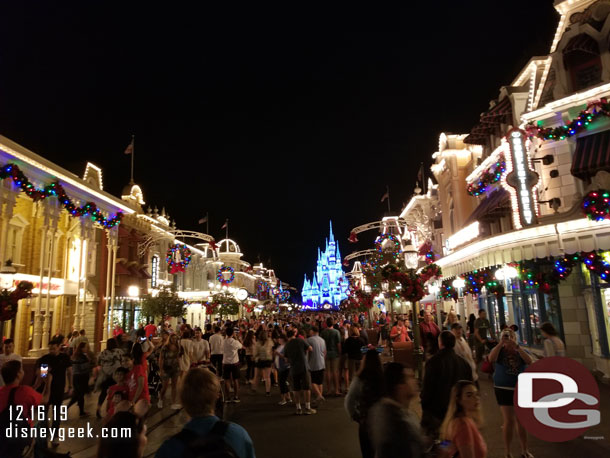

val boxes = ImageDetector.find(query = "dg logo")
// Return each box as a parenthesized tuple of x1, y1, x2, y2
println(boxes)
(515, 357, 601, 442)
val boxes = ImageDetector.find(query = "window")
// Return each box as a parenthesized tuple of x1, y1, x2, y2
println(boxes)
(5, 215, 29, 265)
(563, 34, 601, 91)
(151, 255, 159, 288)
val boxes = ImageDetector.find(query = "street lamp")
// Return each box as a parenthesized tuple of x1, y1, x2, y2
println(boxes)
(0, 260, 17, 290)
(403, 239, 424, 379)
(452, 277, 466, 328)
(495, 265, 519, 329)
(403, 240, 419, 270)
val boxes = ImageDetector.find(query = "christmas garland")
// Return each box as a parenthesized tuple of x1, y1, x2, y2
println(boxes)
(206, 292, 240, 316)
(526, 98, 610, 141)
(217, 266, 235, 284)
(420, 263, 442, 283)
(256, 281, 269, 299)
(341, 289, 374, 313)
(440, 281, 458, 301)
(166, 243, 192, 274)
(391, 270, 426, 303)
(0, 163, 122, 229)
(466, 154, 507, 196)
(484, 280, 505, 298)
(582, 190, 610, 221)
(0, 281, 33, 321)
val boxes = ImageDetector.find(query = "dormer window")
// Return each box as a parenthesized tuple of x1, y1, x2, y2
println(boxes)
(563, 34, 601, 91)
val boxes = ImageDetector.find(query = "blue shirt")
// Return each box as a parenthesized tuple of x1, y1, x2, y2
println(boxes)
(493, 348, 527, 389)
(156, 415, 255, 458)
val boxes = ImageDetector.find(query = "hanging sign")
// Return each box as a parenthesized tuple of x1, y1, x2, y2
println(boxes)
(504, 128, 539, 228)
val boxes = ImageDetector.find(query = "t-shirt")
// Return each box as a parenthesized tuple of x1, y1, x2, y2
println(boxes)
(0, 385, 43, 426)
(156, 416, 255, 458)
(0, 353, 22, 386)
(105, 384, 128, 417)
(222, 338, 243, 365)
(474, 318, 491, 340)
(344, 336, 365, 360)
(36, 352, 72, 402)
(209, 334, 224, 355)
(448, 417, 487, 458)
(307, 335, 326, 371)
(144, 324, 157, 338)
(493, 348, 527, 389)
(320, 327, 341, 359)
(191, 339, 210, 363)
(180, 339, 193, 371)
(283, 338, 310, 375)
(126, 364, 150, 402)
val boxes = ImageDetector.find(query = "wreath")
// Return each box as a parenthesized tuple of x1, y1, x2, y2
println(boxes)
(0, 281, 33, 321)
(420, 263, 442, 283)
(394, 271, 426, 303)
(341, 289, 374, 313)
(217, 266, 235, 284)
(166, 243, 192, 274)
(582, 190, 610, 221)
(206, 292, 240, 316)
(375, 234, 402, 254)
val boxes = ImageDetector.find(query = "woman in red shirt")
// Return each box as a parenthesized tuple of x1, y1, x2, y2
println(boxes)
(440, 380, 487, 458)
(389, 319, 411, 343)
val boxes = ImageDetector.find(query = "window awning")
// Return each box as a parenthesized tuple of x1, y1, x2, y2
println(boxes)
(571, 130, 610, 180)
(115, 262, 131, 276)
(139, 268, 152, 279)
(564, 34, 599, 56)
(481, 97, 512, 121)
(464, 188, 510, 226)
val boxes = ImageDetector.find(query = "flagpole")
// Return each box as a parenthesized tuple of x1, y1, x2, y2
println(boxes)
(386, 185, 391, 214)
(206, 212, 209, 235)
(130, 135, 135, 183)
(226, 219, 229, 240)
(421, 162, 426, 195)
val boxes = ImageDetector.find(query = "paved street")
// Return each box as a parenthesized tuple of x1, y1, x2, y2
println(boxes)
(48, 367, 610, 458)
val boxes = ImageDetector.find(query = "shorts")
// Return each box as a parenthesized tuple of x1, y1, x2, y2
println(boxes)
(325, 357, 340, 372)
(291, 371, 311, 391)
(494, 387, 515, 406)
(310, 369, 324, 385)
(223, 363, 240, 380)
(255, 360, 273, 369)
(162, 367, 179, 380)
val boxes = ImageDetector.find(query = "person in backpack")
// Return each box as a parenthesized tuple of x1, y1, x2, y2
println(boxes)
(156, 367, 255, 458)
(0, 360, 52, 456)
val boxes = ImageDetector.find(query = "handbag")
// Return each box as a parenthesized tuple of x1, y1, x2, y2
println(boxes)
(481, 357, 494, 374)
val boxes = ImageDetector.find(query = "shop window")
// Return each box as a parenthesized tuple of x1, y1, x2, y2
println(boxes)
(563, 34, 602, 92)
(151, 255, 159, 289)
(111, 299, 143, 334)
(581, 263, 610, 357)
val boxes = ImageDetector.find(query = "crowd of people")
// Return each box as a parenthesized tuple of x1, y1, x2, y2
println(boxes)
(0, 307, 567, 458)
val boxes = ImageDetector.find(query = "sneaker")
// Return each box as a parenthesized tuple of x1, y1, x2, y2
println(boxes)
(287, 398, 293, 403)
(295, 408, 303, 415)
(278, 400, 287, 406)
(157, 399, 164, 409)
(233, 397, 241, 403)
(304, 408, 317, 415)
(315, 396, 326, 402)
(170, 403, 182, 410)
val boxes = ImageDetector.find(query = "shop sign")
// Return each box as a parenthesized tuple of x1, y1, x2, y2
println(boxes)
(504, 128, 539, 228)
(10, 273, 65, 295)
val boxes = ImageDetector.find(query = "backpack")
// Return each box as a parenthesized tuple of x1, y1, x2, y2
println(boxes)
(173, 420, 239, 458)
(0, 387, 33, 457)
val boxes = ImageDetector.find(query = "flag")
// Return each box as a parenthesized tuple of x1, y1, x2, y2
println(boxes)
(198, 215, 208, 224)
(380, 191, 389, 203)
(221, 219, 228, 229)
(417, 164, 423, 184)
(124, 139, 134, 155)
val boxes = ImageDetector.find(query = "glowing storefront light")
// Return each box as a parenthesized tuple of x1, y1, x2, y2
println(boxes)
(503, 129, 539, 229)
(151, 255, 159, 289)
(445, 222, 480, 252)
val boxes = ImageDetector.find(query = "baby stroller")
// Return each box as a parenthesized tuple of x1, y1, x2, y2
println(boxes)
(148, 353, 163, 401)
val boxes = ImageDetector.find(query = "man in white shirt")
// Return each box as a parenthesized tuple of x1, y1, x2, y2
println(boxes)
(450, 323, 478, 383)
(209, 326, 224, 376)
(192, 329, 210, 365)
(307, 326, 326, 402)
(222, 327, 243, 403)
(0, 339, 22, 386)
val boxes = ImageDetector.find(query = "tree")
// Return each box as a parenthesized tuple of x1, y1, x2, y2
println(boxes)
(141, 287, 186, 321)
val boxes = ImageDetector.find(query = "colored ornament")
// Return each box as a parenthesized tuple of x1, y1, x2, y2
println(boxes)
(166, 243, 192, 274)
(582, 190, 610, 221)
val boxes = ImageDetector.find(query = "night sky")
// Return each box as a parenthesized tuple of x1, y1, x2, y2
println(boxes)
(0, 1, 559, 288)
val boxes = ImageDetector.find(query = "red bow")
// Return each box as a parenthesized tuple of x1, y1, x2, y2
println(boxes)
(170, 264, 185, 274)
(348, 232, 358, 243)
(208, 239, 218, 251)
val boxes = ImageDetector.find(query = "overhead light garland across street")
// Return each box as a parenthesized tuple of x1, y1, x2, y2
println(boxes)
(0, 163, 123, 228)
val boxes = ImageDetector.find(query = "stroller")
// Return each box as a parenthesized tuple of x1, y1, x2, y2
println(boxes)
(147, 353, 163, 401)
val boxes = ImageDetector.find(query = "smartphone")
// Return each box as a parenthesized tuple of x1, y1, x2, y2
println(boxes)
(140, 337, 146, 342)
(40, 364, 49, 378)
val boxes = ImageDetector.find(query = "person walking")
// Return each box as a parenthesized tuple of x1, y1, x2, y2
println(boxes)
(344, 325, 365, 386)
(441, 380, 487, 458)
(474, 309, 491, 364)
(283, 329, 315, 415)
(390, 318, 411, 343)
(67, 342, 92, 417)
(96, 337, 123, 418)
(451, 323, 478, 385)
(345, 349, 384, 458)
(158, 333, 181, 409)
(222, 327, 243, 403)
(0, 338, 22, 386)
(243, 330, 255, 385)
(488, 328, 534, 458)
(420, 331, 473, 439)
(252, 327, 273, 396)
(369, 362, 424, 458)
(209, 326, 224, 376)
(419, 311, 441, 358)
(274, 333, 293, 405)
(191, 328, 211, 366)
(540, 322, 565, 357)
(307, 326, 326, 403)
(320, 317, 341, 396)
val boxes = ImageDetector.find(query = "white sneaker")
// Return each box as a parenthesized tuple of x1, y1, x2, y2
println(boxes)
(278, 400, 287, 406)
(157, 399, 163, 409)
(170, 403, 182, 410)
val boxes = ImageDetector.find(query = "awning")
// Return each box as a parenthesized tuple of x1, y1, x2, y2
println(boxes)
(115, 262, 131, 276)
(564, 34, 599, 56)
(481, 97, 511, 121)
(571, 130, 610, 180)
(139, 268, 152, 279)
(464, 188, 510, 226)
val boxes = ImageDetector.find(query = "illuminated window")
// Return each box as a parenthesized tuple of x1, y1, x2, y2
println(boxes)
(151, 255, 159, 289)
(563, 34, 601, 91)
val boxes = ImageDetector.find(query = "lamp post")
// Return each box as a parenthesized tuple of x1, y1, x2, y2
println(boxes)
(452, 277, 466, 329)
(403, 240, 423, 379)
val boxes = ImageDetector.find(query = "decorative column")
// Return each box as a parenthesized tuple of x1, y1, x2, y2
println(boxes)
(41, 201, 61, 349)
(31, 201, 51, 355)
(72, 235, 85, 331)
(79, 220, 94, 331)
(102, 231, 113, 342)
(108, 228, 118, 339)
(0, 184, 18, 265)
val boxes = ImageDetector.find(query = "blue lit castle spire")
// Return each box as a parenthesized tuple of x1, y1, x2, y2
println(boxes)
(301, 221, 349, 309)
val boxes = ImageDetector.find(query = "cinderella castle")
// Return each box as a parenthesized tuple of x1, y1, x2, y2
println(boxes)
(301, 221, 349, 310)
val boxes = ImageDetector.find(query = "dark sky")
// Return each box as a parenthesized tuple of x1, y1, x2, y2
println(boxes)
(0, 1, 559, 288)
